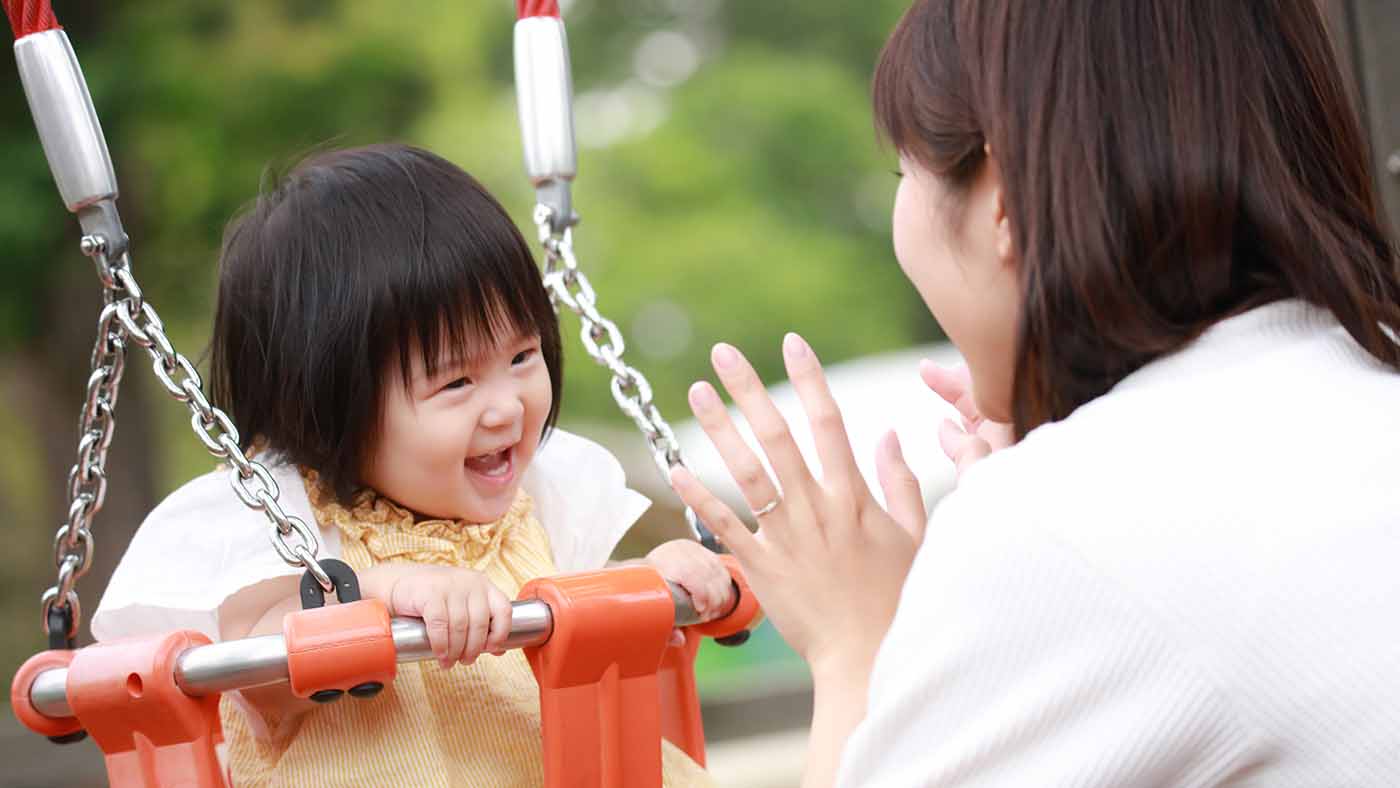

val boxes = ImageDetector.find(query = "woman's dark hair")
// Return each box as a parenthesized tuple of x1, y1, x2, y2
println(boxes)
(209, 144, 563, 502)
(874, 0, 1400, 437)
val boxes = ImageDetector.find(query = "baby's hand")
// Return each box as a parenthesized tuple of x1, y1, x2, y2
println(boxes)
(364, 565, 513, 669)
(645, 540, 737, 624)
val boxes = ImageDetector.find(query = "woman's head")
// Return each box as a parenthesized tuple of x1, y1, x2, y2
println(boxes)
(210, 144, 562, 521)
(876, 0, 1400, 434)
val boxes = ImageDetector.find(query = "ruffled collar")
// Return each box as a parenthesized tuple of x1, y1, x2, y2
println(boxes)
(301, 469, 534, 570)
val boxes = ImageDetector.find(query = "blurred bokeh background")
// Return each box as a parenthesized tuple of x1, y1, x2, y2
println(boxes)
(2, 1, 1395, 785)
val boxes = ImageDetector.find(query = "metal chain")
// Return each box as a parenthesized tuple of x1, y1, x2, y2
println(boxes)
(40, 235, 332, 640)
(40, 273, 126, 641)
(532, 205, 716, 547)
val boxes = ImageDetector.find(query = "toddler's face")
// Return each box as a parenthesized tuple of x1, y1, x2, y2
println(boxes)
(363, 330, 552, 523)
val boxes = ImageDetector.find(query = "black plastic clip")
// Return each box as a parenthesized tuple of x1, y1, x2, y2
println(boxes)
(299, 558, 362, 609)
(297, 559, 383, 702)
(45, 606, 88, 745)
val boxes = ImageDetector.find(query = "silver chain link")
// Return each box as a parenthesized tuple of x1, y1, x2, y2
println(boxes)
(532, 206, 715, 546)
(41, 235, 332, 639)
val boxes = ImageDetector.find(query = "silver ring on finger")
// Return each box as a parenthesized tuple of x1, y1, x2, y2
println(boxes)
(752, 496, 782, 518)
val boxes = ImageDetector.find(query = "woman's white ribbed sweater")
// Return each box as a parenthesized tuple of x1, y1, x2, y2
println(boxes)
(838, 300, 1400, 786)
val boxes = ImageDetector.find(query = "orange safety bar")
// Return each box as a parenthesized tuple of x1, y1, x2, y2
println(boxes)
(12, 563, 760, 788)
(67, 630, 226, 788)
(284, 599, 396, 701)
(10, 649, 83, 739)
(521, 557, 761, 787)
(657, 555, 759, 766)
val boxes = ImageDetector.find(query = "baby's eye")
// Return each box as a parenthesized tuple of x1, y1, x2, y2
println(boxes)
(512, 348, 537, 365)
(442, 377, 471, 391)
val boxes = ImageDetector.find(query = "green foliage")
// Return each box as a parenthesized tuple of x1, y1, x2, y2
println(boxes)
(0, 0, 936, 694)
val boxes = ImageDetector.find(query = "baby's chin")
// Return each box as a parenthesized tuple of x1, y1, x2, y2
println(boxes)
(460, 486, 525, 524)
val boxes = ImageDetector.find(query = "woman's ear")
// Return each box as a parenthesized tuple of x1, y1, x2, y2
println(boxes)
(993, 187, 1014, 265)
(984, 145, 1015, 267)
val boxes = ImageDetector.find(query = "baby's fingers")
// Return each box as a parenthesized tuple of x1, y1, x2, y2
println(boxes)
(446, 594, 470, 667)
(461, 593, 491, 665)
(705, 558, 737, 619)
(485, 589, 514, 656)
(423, 598, 454, 669)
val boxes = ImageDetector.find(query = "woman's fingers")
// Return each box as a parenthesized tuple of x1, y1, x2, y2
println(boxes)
(938, 418, 993, 475)
(709, 343, 812, 495)
(670, 466, 761, 563)
(875, 430, 927, 544)
(688, 381, 782, 513)
(782, 333, 863, 495)
(919, 360, 979, 425)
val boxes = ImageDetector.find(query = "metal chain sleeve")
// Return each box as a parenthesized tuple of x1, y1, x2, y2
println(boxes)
(532, 206, 717, 548)
(41, 236, 332, 640)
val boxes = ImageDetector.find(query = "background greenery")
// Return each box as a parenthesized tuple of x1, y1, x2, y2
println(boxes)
(0, 0, 939, 700)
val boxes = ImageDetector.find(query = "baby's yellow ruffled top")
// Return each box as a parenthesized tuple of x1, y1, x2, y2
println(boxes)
(219, 472, 712, 787)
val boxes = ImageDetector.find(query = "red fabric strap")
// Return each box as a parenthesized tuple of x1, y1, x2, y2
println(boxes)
(3, 0, 61, 40)
(516, 0, 560, 20)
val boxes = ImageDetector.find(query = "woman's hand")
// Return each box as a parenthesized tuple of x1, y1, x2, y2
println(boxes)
(361, 564, 513, 669)
(668, 333, 924, 681)
(921, 360, 1015, 477)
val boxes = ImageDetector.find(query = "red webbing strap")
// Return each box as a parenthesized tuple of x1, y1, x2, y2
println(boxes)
(3, 0, 60, 39)
(516, 0, 560, 19)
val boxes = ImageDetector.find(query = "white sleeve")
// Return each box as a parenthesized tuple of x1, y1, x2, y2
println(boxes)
(521, 428, 651, 573)
(91, 463, 340, 643)
(836, 491, 1265, 787)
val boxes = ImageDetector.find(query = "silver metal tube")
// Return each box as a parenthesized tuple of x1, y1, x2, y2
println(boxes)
(13, 29, 118, 213)
(13, 29, 128, 254)
(513, 15, 577, 230)
(27, 581, 712, 721)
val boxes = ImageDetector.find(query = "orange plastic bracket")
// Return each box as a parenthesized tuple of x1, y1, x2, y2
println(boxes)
(64, 630, 226, 788)
(283, 598, 396, 700)
(521, 565, 676, 788)
(689, 555, 761, 640)
(10, 649, 83, 739)
(656, 555, 763, 766)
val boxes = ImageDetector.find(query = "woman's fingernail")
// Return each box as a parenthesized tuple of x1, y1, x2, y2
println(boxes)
(885, 430, 905, 459)
(784, 333, 810, 359)
(689, 381, 720, 408)
(713, 343, 738, 369)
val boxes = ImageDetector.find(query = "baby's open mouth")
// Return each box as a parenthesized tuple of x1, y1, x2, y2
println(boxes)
(465, 446, 513, 478)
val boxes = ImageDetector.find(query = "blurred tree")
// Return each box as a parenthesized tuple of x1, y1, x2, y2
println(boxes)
(0, 0, 925, 680)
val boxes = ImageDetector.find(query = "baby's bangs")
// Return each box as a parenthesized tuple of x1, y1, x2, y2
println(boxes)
(394, 248, 555, 387)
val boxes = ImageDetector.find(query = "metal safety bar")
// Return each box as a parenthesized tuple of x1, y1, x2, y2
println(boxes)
(25, 581, 708, 720)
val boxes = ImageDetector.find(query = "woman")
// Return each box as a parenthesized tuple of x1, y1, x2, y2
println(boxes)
(670, 1, 1400, 785)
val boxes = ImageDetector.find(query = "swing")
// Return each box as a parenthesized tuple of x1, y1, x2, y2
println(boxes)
(5, 1, 761, 785)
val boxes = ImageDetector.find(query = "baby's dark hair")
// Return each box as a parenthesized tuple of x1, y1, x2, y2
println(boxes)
(209, 144, 563, 503)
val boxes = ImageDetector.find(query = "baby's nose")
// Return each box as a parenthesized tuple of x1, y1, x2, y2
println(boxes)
(479, 392, 524, 428)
